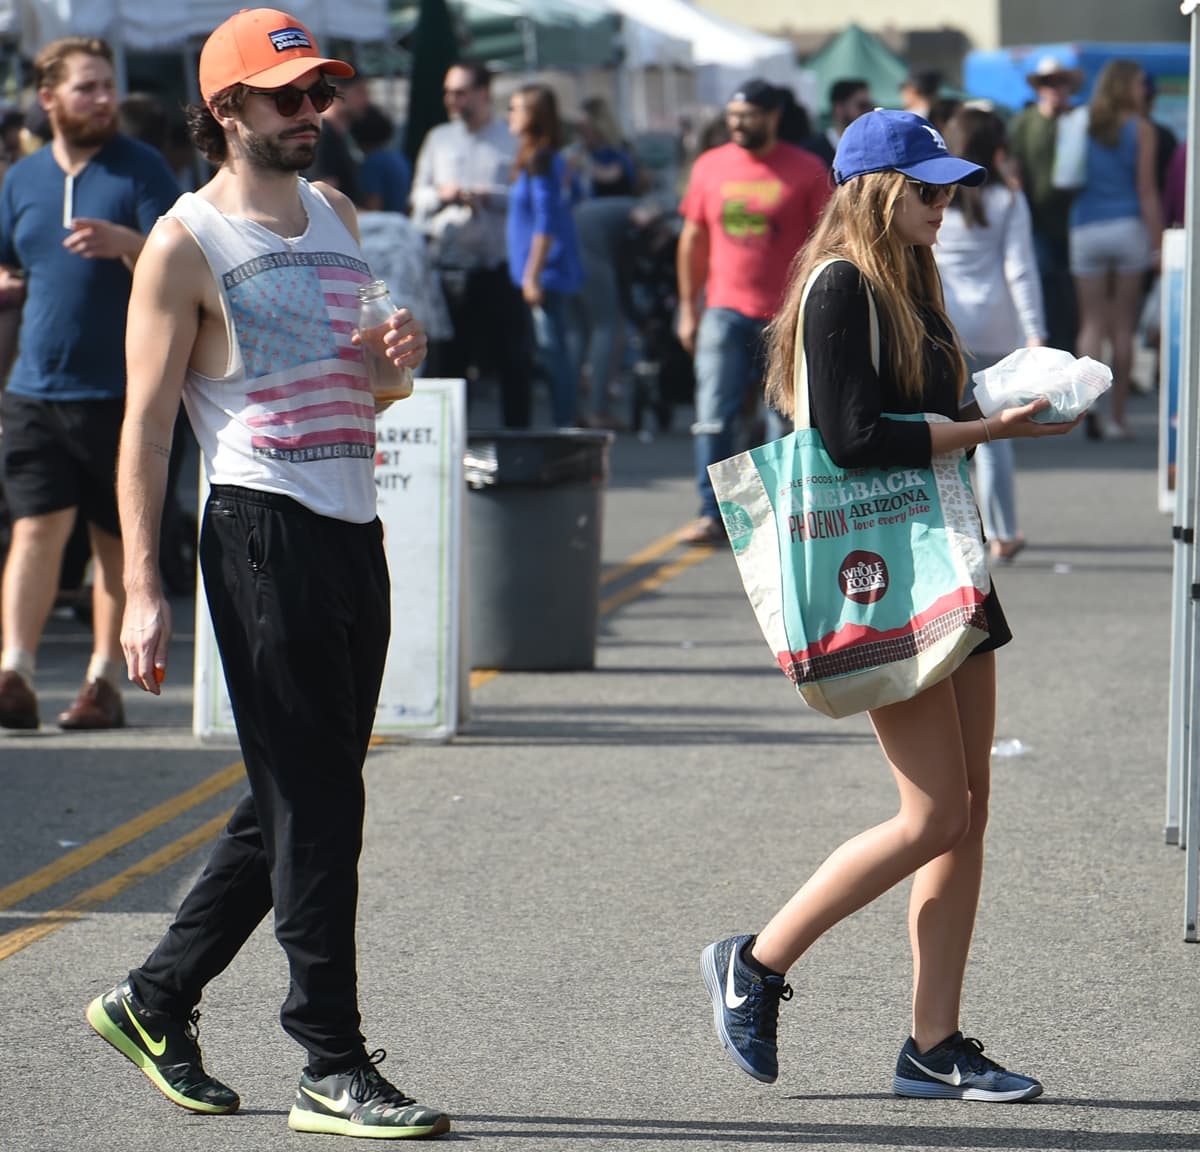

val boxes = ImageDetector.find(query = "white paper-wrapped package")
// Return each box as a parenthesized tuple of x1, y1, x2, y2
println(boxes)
(971, 347, 1113, 423)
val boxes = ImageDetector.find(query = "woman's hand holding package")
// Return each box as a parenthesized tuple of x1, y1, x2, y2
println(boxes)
(991, 396, 1084, 439)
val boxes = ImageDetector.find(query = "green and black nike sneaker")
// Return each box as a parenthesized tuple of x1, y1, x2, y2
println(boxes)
(288, 1048, 450, 1139)
(86, 979, 239, 1114)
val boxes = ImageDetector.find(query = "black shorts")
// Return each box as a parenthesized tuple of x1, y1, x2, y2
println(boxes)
(1, 392, 123, 534)
(971, 581, 1013, 656)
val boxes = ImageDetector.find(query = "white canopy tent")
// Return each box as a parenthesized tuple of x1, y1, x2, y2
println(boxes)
(606, 2, 694, 135)
(0, 0, 388, 99)
(600, 0, 812, 110)
(0, 0, 387, 49)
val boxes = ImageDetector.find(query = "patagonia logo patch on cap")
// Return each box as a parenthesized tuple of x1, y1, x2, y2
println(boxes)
(268, 26, 312, 52)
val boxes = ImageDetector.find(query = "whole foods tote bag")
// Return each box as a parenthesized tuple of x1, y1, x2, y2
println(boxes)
(707, 261, 990, 719)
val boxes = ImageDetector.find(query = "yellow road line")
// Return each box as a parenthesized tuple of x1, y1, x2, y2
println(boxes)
(0, 809, 235, 963)
(598, 529, 681, 588)
(1, 531, 715, 961)
(598, 545, 717, 616)
(0, 761, 245, 911)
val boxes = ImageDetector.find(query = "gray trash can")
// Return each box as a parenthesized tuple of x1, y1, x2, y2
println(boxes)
(465, 429, 615, 670)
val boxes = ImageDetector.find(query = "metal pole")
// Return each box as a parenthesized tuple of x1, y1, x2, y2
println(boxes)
(1168, 5, 1200, 847)
(1180, 0, 1200, 941)
(519, 16, 537, 77)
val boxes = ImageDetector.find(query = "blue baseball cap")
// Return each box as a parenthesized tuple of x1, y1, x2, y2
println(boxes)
(832, 109, 986, 187)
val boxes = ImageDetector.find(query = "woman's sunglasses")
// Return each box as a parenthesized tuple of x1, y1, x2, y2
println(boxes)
(245, 79, 337, 117)
(906, 179, 957, 205)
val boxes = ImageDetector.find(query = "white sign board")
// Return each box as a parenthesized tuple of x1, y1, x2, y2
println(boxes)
(193, 377, 466, 743)
(1160, 228, 1185, 515)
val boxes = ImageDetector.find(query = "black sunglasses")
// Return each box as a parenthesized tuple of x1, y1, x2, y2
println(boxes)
(906, 179, 956, 205)
(245, 79, 337, 117)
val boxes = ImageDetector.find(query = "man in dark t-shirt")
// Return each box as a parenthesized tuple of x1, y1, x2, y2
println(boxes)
(0, 35, 178, 732)
(304, 73, 367, 203)
(1008, 57, 1083, 355)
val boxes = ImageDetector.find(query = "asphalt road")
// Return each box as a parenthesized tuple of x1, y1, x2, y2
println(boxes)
(2, 387, 1198, 1152)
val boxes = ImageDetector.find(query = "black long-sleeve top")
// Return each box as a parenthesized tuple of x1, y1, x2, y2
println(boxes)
(801, 259, 963, 470)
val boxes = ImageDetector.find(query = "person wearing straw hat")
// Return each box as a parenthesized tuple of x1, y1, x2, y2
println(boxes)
(85, 9, 450, 1140)
(1009, 56, 1085, 358)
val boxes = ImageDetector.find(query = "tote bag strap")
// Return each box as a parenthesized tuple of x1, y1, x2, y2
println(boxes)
(793, 258, 880, 431)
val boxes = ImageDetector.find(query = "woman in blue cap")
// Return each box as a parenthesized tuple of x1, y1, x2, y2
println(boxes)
(700, 109, 1077, 1102)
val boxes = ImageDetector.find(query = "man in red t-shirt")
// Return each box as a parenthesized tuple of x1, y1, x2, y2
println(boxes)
(676, 78, 831, 544)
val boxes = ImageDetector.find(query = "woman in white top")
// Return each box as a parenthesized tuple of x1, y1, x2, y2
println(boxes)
(936, 107, 1046, 562)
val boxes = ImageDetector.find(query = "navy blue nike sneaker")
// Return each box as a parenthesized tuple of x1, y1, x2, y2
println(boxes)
(892, 1031, 1043, 1101)
(700, 934, 793, 1083)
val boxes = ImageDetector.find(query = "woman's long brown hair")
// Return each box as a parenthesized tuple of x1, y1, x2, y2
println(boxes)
(511, 83, 563, 179)
(763, 170, 965, 419)
(1088, 58, 1143, 149)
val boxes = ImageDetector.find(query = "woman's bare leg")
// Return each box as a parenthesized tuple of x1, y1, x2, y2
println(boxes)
(1073, 273, 1112, 362)
(1108, 269, 1145, 428)
(751, 675, 971, 974)
(908, 652, 994, 1051)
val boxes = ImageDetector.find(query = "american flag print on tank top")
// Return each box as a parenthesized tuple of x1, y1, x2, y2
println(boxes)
(224, 249, 373, 463)
(169, 182, 382, 523)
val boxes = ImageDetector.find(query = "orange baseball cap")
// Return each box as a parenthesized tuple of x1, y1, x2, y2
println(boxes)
(199, 8, 354, 100)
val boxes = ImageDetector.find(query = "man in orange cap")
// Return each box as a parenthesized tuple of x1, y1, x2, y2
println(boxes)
(85, 9, 450, 1140)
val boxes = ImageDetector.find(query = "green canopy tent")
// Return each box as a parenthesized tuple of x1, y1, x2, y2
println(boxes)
(805, 23, 908, 119)
(390, 0, 619, 76)
(401, 0, 458, 165)
(392, 0, 622, 164)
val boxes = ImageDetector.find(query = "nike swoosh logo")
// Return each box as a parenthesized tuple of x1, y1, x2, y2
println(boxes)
(301, 1085, 352, 1113)
(122, 999, 167, 1057)
(906, 1053, 962, 1086)
(724, 947, 747, 1009)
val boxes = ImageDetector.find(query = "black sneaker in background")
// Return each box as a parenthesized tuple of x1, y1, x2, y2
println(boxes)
(86, 979, 239, 1113)
(288, 1048, 451, 1139)
(893, 1030, 1043, 1102)
(700, 934, 793, 1083)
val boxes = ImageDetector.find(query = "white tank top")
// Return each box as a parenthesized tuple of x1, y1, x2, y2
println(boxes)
(168, 181, 377, 523)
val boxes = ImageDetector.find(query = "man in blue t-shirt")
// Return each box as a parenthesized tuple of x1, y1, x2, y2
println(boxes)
(0, 35, 179, 731)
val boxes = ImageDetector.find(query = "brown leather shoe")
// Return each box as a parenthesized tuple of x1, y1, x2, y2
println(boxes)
(0, 669, 39, 729)
(57, 678, 125, 730)
(676, 515, 726, 546)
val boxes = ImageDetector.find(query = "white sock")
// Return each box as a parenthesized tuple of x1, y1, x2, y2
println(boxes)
(1, 650, 35, 687)
(87, 656, 126, 688)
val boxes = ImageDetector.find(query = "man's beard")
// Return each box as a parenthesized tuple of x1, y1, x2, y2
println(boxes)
(734, 125, 770, 152)
(53, 102, 117, 149)
(243, 127, 318, 172)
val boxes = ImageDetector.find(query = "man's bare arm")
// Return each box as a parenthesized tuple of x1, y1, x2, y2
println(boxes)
(676, 218, 709, 355)
(117, 217, 205, 692)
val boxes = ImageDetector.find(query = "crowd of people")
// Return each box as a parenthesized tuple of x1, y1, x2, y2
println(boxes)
(0, 8, 1179, 1138)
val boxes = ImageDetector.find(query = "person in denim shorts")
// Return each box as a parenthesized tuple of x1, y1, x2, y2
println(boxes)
(1068, 59, 1163, 440)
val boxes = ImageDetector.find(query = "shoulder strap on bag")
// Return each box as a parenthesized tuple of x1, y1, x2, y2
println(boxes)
(793, 259, 880, 430)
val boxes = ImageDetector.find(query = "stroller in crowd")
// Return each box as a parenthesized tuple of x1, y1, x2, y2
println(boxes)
(617, 204, 695, 435)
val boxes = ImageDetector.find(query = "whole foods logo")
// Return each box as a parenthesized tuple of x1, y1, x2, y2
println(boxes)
(717, 501, 753, 554)
(839, 550, 888, 604)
